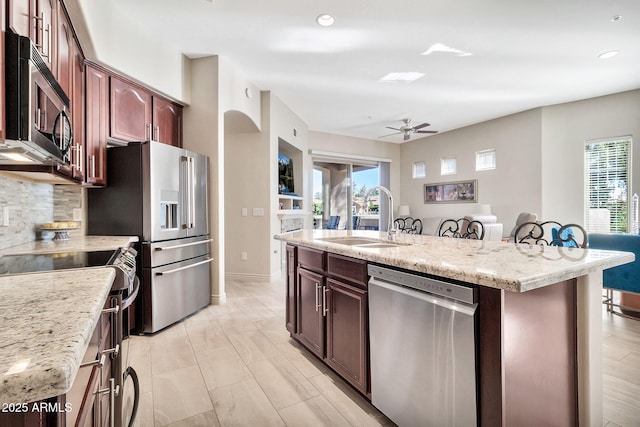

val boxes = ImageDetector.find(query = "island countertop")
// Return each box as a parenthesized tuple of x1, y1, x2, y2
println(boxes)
(0, 235, 139, 256)
(0, 268, 115, 404)
(274, 229, 634, 292)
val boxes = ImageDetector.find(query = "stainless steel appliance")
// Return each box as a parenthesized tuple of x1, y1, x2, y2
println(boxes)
(1, 30, 73, 166)
(0, 247, 140, 427)
(367, 265, 478, 427)
(87, 141, 212, 333)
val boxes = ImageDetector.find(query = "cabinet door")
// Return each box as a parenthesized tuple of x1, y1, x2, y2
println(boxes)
(7, 0, 34, 38)
(326, 278, 369, 394)
(296, 268, 325, 358)
(71, 42, 85, 181)
(85, 65, 108, 185)
(152, 96, 182, 147)
(110, 75, 152, 142)
(35, 0, 56, 71)
(286, 245, 297, 334)
(55, 3, 72, 98)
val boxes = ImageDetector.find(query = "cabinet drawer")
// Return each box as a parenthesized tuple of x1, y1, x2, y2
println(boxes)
(298, 246, 325, 273)
(327, 253, 368, 289)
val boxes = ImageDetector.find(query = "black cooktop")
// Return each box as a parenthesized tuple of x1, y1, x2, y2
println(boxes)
(0, 250, 117, 276)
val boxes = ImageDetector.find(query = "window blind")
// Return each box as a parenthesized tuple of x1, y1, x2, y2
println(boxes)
(584, 138, 631, 233)
(476, 149, 496, 171)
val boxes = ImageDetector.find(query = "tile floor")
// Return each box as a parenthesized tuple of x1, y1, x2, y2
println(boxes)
(122, 280, 640, 427)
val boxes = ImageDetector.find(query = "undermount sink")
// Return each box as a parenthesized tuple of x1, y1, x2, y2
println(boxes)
(317, 237, 405, 248)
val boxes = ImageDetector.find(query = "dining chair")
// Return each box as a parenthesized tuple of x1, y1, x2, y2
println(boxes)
(514, 221, 588, 248)
(438, 218, 485, 240)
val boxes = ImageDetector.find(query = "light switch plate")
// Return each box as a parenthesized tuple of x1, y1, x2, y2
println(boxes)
(252, 208, 264, 216)
(241, 208, 248, 217)
(73, 208, 83, 222)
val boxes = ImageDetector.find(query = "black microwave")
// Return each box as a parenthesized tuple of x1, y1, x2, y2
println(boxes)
(1, 30, 72, 165)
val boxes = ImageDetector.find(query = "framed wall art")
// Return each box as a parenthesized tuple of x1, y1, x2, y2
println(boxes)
(424, 180, 477, 203)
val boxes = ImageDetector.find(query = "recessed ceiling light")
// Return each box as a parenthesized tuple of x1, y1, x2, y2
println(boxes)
(316, 14, 335, 27)
(598, 50, 619, 59)
(379, 72, 425, 83)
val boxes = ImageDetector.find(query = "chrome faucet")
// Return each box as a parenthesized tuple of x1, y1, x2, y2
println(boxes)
(371, 186, 397, 240)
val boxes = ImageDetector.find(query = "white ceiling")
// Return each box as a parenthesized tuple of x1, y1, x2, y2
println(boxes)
(114, 0, 640, 143)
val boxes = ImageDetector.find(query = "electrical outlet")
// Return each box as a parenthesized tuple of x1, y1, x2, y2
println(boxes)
(73, 208, 83, 222)
(241, 251, 247, 261)
(241, 208, 248, 217)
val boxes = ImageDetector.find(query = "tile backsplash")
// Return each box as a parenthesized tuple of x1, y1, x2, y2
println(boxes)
(0, 174, 84, 249)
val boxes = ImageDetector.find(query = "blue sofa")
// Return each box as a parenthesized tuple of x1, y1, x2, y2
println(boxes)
(589, 233, 640, 294)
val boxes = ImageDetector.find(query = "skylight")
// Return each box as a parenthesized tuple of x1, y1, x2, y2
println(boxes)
(378, 72, 425, 83)
(422, 43, 472, 57)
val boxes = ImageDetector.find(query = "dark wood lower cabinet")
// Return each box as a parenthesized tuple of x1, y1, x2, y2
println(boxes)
(290, 246, 370, 396)
(325, 278, 368, 395)
(295, 267, 324, 358)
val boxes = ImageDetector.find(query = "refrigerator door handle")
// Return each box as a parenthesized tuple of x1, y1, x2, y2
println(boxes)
(189, 156, 196, 229)
(181, 155, 190, 229)
(154, 239, 213, 251)
(155, 257, 214, 276)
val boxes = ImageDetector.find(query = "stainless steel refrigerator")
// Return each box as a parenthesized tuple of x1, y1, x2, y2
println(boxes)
(88, 141, 212, 333)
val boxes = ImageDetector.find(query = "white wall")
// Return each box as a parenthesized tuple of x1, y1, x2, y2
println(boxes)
(70, 0, 188, 102)
(400, 109, 543, 233)
(541, 89, 640, 224)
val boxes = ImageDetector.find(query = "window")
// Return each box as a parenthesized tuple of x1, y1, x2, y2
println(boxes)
(441, 157, 457, 175)
(412, 161, 426, 178)
(476, 149, 496, 171)
(584, 137, 631, 233)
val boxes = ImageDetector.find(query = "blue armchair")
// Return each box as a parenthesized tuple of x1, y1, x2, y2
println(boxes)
(589, 233, 640, 317)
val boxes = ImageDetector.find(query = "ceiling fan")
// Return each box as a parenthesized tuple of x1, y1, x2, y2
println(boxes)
(379, 118, 438, 141)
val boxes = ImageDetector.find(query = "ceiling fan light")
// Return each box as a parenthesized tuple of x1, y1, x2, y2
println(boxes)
(316, 14, 335, 27)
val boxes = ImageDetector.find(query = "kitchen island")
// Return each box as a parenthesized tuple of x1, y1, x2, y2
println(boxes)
(275, 229, 634, 427)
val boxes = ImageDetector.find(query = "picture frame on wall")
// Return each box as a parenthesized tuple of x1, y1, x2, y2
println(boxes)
(424, 180, 477, 203)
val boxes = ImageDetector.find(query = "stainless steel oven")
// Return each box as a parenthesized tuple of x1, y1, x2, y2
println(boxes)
(0, 247, 140, 427)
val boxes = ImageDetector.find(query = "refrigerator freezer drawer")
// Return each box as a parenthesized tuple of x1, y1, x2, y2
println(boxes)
(143, 236, 212, 268)
(143, 254, 213, 333)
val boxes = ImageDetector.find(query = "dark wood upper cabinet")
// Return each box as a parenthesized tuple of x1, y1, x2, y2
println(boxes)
(85, 65, 108, 186)
(152, 97, 182, 147)
(7, 0, 56, 71)
(7, 0, 34, 39)
(110, 75, 153, 143)
(55, 3, 72, 99)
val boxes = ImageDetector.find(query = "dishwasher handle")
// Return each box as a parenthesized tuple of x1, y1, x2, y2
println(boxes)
(368, 277, 477, 316)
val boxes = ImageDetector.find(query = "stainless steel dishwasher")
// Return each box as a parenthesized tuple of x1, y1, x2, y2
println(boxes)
(368, 265, 478, 427)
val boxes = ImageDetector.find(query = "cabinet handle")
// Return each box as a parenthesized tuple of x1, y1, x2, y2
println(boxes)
(146, 123, 152, 141)
(323, 286, 329, 316)
(154, 126, 160, 141)
(315, 282, 321, 312)
(80, 354, 106, 368)
(90, 154, 96, 179)
(97, 378, 119, 427)
(76, 145, 83, 171)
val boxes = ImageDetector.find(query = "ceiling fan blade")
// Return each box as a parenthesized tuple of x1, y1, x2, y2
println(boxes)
(404, 133, 410, 141)
(415, 130, 439, 134)
(385, 126, 401, 131)
(412, 123, 431, 130)
(378, 131, 402, 138)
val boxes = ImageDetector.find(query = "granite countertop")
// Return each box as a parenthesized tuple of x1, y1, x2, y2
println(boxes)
(0, 235, 139, 256)
(0, 268, 116, 404)
(275, 230, 635, 292)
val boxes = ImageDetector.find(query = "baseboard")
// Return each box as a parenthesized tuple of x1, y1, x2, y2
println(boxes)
(210, 293, 226, 305)
(225, 272, 274, 282)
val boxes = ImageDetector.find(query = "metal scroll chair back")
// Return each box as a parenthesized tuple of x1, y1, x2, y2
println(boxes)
(394, 217, 423, 234)
(438, 218, 485, 240)
(514, 221, 588, 248)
